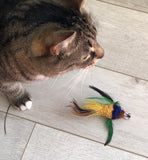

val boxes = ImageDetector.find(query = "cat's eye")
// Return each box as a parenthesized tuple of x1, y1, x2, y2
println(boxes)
(87, 40, 92, 47)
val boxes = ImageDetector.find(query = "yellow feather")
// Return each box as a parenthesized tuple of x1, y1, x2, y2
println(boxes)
(83, 100, 113, 119)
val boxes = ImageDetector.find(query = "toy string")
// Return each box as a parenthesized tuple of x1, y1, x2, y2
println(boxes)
(4, 104, 11, 135)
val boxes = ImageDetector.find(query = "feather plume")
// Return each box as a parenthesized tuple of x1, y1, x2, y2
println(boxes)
(104, 118, 113, 145)
(87, 97, 114, 104)
(89, 86, 114, 102)
(71, 100, 94, 116)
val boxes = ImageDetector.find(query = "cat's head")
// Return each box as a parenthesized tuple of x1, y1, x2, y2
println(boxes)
(31, 0, 104, 76)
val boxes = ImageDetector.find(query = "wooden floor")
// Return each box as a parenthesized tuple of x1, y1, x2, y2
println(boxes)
(0, 0, 148, 160)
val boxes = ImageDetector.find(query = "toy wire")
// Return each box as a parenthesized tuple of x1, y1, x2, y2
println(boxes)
(4, 104, 11, 135)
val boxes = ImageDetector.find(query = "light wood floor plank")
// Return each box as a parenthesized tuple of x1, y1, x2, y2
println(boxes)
(86, 0, 148, 80)
(22, 124, 147, 160)
(97, 0, 148, 13)
(0, 112, 34, 160)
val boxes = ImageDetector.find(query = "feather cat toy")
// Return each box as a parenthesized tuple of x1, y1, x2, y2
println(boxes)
(71, 86, 131, 145)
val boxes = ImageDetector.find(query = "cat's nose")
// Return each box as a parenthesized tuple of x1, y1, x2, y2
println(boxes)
(94, 41, 104, 59)
(96, 46, 104, 59)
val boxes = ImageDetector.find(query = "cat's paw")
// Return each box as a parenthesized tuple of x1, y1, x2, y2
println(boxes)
(19, 100, 32, 111)
(12, 93, 32, 111)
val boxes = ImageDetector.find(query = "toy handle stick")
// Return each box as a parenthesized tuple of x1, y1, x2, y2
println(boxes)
(104, 118, 113, 146)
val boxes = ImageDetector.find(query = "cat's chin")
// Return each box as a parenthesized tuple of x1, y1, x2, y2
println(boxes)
(35, 75, 48, 80)
(83, 62, 97, 70)
(83, 64, 94, 70)
(53, 61, 97, 77)
(58, 64, 77, 75)
(59, 63, 95, 73)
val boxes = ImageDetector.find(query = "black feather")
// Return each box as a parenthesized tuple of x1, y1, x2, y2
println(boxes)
(72, 99, 92, 113)
(89, 86, 114, 102)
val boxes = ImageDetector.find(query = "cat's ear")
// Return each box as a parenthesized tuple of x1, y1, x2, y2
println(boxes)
(50, 30, 76, 56)
(64, 0, 86, 11)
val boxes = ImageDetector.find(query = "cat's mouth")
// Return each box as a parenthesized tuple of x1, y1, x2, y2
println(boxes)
(60, 63, 95, 74)
(83, 57, 100, 69)
(57, 58, 99, 75)
(84, 62, 96, 70)
(58, 63, 77, 74)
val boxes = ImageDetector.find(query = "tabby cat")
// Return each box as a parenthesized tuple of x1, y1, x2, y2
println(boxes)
(0, 0, 104, 111)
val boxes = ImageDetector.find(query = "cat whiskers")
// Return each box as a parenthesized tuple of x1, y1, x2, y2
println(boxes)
(67, 69, 82, 85)
(65, 69, 83, 97)
(66, 69, 89, 98)
(80, 69, 89, 97)
(49, 60, 67, 89)
(49, 76, 59, 89)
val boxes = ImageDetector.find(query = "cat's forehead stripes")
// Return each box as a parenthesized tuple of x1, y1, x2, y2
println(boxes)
(1, 1, 97, 49)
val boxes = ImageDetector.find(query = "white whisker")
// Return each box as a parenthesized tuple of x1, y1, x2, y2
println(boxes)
(66, 69, 83, 86)
(66, 69, 85, 97)
(49, 76, 59, 89)
(80, 69, 89, 97)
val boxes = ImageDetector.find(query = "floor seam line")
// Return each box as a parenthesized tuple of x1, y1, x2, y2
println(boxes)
(20, 123, 36, 160)
(0, 110, 147, 159)
(94, 65, 148, 82)
(96, 0, 148, 14)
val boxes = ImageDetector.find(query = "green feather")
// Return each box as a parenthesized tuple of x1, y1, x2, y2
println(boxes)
(87, 97, 114, 104)
(114, 101, 120, 106)
(104, 118, 113, 146)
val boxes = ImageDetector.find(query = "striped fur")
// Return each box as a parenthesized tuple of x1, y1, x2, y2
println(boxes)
(0, 0, 104, 109)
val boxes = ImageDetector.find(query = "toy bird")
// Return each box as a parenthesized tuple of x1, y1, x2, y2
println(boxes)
(71, 86, 131, 145)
